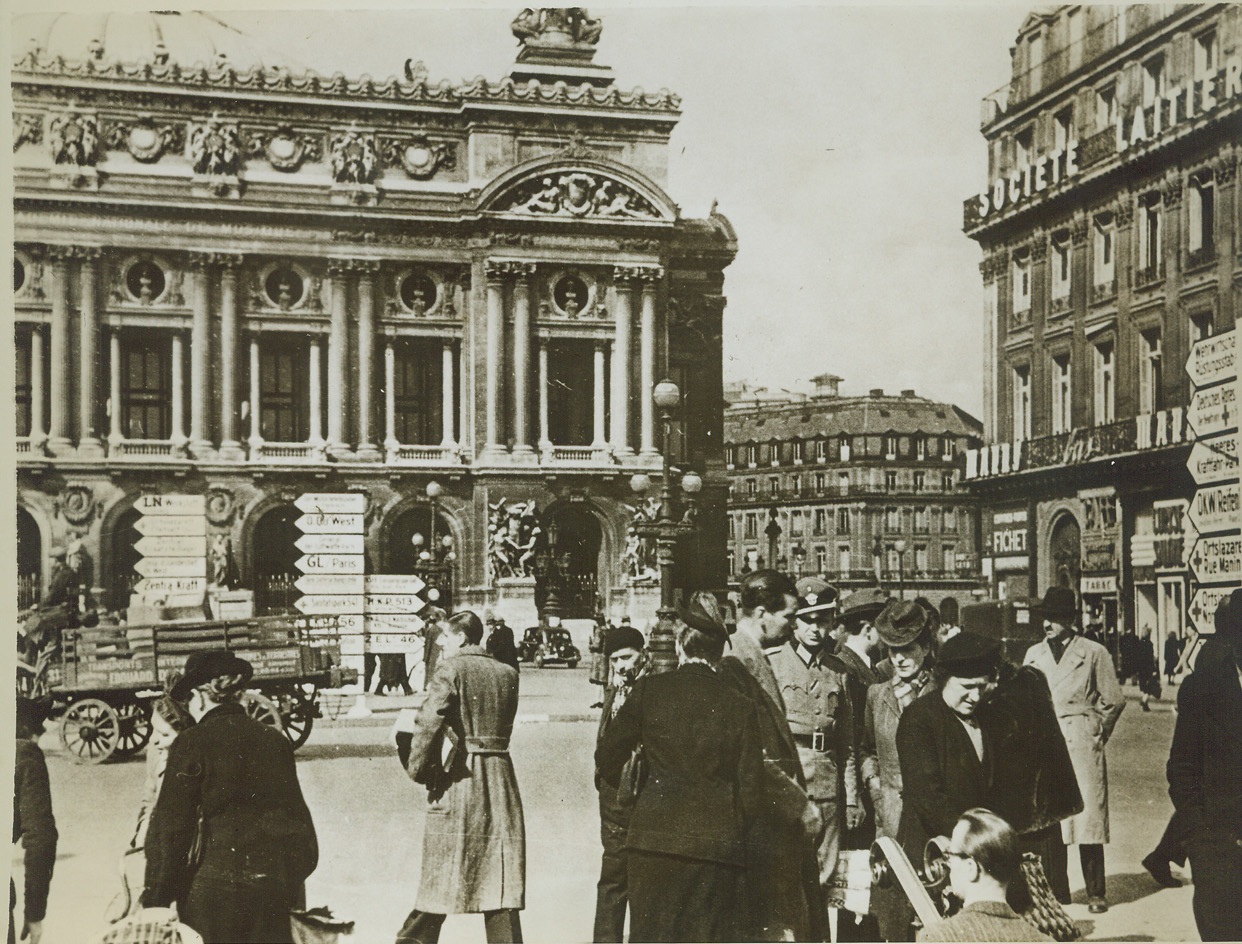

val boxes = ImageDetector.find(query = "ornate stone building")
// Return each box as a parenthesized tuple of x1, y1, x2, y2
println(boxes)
(962, 6, 1239, 651)
(724, 377, 985, 609)
(12, 10, 735, 627)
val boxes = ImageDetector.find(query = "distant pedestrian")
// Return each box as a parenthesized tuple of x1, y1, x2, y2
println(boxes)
(378, 653, 414, 696)
(1023, 587, 1124, 915)
(398, 611, 525, 944)
(1163, 632, 1183, 686)
(486, 619, 521, 672)
(1166, 589, 1242, 941)
(589, 614, 609, 688)
(12, 697, 56, 944)
(1134, 626, 1160, 710)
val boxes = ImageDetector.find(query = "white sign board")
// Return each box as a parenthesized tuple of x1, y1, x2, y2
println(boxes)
(365, 574, 426, 596)
(134, 577, 208, 598)
(295, 595, 364, 615)
(1187, 480, 1241, 535)
(1187, 434, 1239, 485)
(296, 554, 365, 575)
(1189, 585, 1237, 634)
(134, 535, 207, 558)
(366, 594, 427, 614)
(1187, 533, 1242, 585)
(1185, 328, 1237, 389)
(295, 513, 366, 534)
(367, 612, 426, 634)
(134, 556, 208, 578)
(1187, 384, 1237, 439)
(295, 493, 367, 515)
(295, 533, 366, 555)
(1080, 575, 1118, 594)
(134, 515, 207, 537)
(135, 494, 206, 516)
(369, 633, 425, 654)
(295, 574, 366, 595)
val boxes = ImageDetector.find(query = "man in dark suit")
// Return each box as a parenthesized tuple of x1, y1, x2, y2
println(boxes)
(12, 698, 56, 944)
(1166, 589, 1242, 942)
(592, 624, 647, 942)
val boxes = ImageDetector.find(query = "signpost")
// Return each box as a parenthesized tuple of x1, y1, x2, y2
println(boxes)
(295, 533, 366, 555)
(1187, 480, 1241, 535)
(131, 494, 208, 607)
(1185, 328, 1236, 389)
(134, 557, 208, 578)
(1187, 534, 1242, 586)
(294, 493, 367, 515)
(1189, 585, 1237, 634)
(1187, 384, 1235, 439)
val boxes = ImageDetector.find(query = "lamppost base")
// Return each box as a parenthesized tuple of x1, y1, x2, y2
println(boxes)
(647, 606, 680, 674)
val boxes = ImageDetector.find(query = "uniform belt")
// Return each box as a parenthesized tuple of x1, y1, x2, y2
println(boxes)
(792, 731, 831, 753)
(465, 735, 510, 755)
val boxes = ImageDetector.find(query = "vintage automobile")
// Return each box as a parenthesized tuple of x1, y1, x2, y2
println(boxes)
(517, 625, 581, 668)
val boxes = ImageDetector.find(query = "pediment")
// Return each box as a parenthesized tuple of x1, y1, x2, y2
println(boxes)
(478, 158, 677, 223)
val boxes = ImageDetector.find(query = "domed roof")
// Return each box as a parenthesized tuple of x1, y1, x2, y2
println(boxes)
(13, 12, 300, 73)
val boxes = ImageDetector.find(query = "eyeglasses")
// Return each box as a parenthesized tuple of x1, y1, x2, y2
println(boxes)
(944, 850, 972, 862)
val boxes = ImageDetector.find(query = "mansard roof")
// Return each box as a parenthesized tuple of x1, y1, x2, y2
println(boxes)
(725, 394, 983, 444)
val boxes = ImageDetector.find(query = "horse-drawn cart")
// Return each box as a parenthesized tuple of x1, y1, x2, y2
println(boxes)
(18, 613, 356, 764)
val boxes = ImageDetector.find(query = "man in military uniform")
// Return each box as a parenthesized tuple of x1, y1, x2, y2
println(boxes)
(768, 577, 861, 929)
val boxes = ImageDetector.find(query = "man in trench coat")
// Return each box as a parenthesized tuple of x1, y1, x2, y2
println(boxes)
(398, 611, 525, 944)
(1023, 586, 1124, 914)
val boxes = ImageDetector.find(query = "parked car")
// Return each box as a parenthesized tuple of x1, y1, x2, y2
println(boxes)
(517, 625, 581, 668)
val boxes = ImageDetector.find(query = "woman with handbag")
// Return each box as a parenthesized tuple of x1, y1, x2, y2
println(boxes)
(142, 650, 319, 944)
(596, 593, 765, 943)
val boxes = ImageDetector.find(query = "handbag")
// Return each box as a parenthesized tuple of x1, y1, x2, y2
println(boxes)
(1018, 852, 1080, 942)
(616, 743, 648, 809)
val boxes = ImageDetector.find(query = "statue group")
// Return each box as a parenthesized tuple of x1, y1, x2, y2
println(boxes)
(488, 499, 542, 581)
(511, 7, 603, 46)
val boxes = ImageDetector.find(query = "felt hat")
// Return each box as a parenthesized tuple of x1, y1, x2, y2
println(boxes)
(1037, 586, 1078, 623)
(605, 625, 646, 658)
(875, 600, 930, 649)
(1215, 588, 1242, 640)
(936, 630, 1002, 678)
(840, 587, 889, 624)
(795, 577, 838, 618)
(681, 591, 729, 640)
(171, 649, 254, 700)
(16, 696, 52, 738)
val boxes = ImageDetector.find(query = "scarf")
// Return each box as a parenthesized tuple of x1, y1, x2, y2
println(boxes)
(892, 668, 932, 711)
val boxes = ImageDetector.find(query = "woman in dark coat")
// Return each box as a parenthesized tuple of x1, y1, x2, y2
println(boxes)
(143, 651, 318, 944)
(596, 593, 765, 943)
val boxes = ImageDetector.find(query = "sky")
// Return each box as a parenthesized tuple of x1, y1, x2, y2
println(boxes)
(10, 1, 1032, 415)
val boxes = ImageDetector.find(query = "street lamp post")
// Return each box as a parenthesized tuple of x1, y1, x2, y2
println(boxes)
(894, 538, 907, 601)
(631, 380, 702, 674)
(765, 507, 782, 571)
(413, 481, 454, 609)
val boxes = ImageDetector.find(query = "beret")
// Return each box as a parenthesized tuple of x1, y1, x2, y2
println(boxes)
(937, 630, 1002, 678)
(605, 625, 646, 658)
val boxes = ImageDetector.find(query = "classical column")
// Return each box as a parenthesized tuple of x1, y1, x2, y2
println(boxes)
(592, 342, 607, 449)
(47, 249, 72, 454)
(610, 268, 634, 454)
(107, 328, 122, 448)
(484, 262, 507, 454)
(538, 341, 551, 452)
(218, 256, 244, 459)
(29, 326, 46, 451)
(77, 249, 103, 456)
(309, 335, 324, 454)
(326, 261, 351, 457)
(247, 334, 263, 455)
(441, 342, 456, 447)
(355, 262, 381, 461)
(638, 267, 663, 457)
(512, 264, 534, 455)
(170, 332, 187, 453)
(384, 338, 399, 458)
(188, 254, 214, 457)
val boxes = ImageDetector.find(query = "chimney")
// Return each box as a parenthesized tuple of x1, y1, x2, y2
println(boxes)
(901, 389, 916, 398)
(810, 373, 842, 398)
(869, 388, 884, 397)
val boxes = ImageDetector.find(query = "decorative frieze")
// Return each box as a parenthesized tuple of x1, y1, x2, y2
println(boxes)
(103, 116, 184, 163)
(379, 134, 457, 180)
(246, 125, 323, 171)
(49, 111, 99, 166)
(13, 113, 43, 150)
(496, 171, 660, 219)
(329, 128, 378, 185)
(189, 116, 241, 176)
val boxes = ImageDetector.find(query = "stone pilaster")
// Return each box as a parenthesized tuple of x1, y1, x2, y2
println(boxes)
(76, 248, 104, 456)
(187, 252, 215, 458)
(611, 267, 636, 454)
(636, 265, 664, 457)
(217, 255, 245, 459)
(511, 263, 537, 456)
(46, 247, 73, 455)
(354, 260, 382, 461)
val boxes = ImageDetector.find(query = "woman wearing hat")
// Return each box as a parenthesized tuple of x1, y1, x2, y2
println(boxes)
(143, 650, 318, 944)
(596, 592, 765, 942)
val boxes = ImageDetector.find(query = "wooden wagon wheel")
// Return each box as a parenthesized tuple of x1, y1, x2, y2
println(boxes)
(112, 698, 153, 759)
(273, 684, 316, 749)
(60, 698, 122, 764)
(241, 691, 284, 732)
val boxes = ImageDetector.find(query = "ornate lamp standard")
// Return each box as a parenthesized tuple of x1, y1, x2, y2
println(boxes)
(412, 480, 455, 608)
(630, 380, 702, 674)
(894, 538, 908, 601)
(765, 507, 782, 570)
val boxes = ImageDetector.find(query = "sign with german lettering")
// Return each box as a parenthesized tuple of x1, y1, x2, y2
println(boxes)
(134, 556, 208, 578)
(134, 515, 207, 537)
(133, 577, 208, 599)
(134, 535, 207, 558)
(1188, 585, 1236, 635)
(369, 633, 424, 654)
(295, 513, 366, 534)
(1187, 434, 1239, 485)
(295, 533, 366, 555)
(365, 574, 426, 596)
(135, 494, 206, 516)
(296, 554, 366, 575)
(366, 594, 426, 614)
(1187, 384, 1236, 440)
(294, 574, 365, 596)
(1187, 481, 1241, 535)
(1185, 328, 1237, 389)
(367, 612, 426, 634)
(1187, 533, 1242, 586)
(294, 493, 366, 515)
(295, 595, 364, 615)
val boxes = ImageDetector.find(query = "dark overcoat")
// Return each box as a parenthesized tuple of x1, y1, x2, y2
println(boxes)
(13, 740, 57, 926)
(405, 645, 525, 914)
(861, 676, 933, 840)
(143, 703, 318, 937)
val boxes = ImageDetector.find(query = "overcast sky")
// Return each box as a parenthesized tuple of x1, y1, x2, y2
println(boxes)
(12, 1, 1032, 415)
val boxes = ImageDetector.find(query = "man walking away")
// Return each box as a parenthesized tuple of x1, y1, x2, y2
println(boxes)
(12, 698, 56, 944)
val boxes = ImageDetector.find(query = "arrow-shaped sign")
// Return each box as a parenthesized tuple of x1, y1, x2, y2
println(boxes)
(295, 533, 365, 555)
(295, 493, 366, 515)
(366, 594, 428, 614)
(295, 574, 366, 595)
(1188, 585, 1237, 634)
(369, 632, 426, 654)
(135, 494, 206, 516)
(1188, 480, 1241, 535)
(295, 554, 365, 575)
(295, 595, 364, 615)
(1187, 434, 1239, 485)
(365, 574, 426, 596)
(367, 612, 426, 634)
(295, 513, 366, 534)
(1187, 384, 1237, 439)
(1187, 532, 1242, 585)
(1185, 327, 1236, 388)
(134, 515, 207, 537)
(134, 577, 208, 597)
(134, 557, 208, 578)
(135, 534, 207, 558)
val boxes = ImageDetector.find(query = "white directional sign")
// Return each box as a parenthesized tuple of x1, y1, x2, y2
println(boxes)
(1187, 533, 1242, 585)
(1187, 434, 1239, 485)
(295, 595, 365, 615)
(134, 515, 207, 537)
(134, 556, 208, 578)
(365, 574, 426, 595)
(134, 577, 208, 598)
(295, 533, 365, 555)
(1185, 328, 1237, 388)
(1187, 384, 1237, 439)
(1189, 585, 1237, 634)
(366, 594, 427, 614)
(295, 574, 365, 595)
(295, 493, 366, 515)
(134, 535, 207, 558)
(367, 612, 426, 634)
(135, 494, 206, 516)
(296, 554, 366, 575)
(295, 513, 366, 534)
(1188, 480, 1241, 535)
(369, 633, 424, 654)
